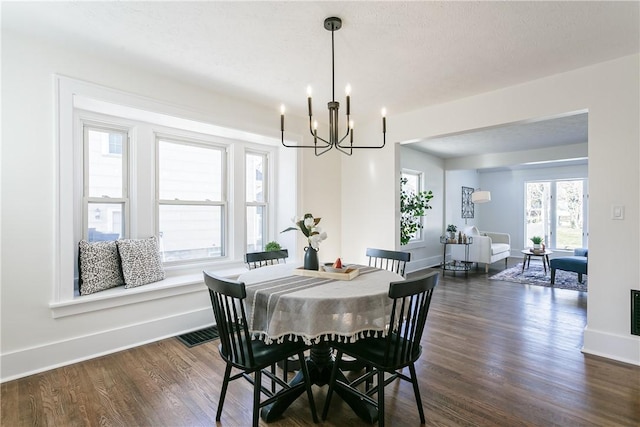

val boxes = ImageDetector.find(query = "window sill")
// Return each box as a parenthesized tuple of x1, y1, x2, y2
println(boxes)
(49, 266, 247, 319)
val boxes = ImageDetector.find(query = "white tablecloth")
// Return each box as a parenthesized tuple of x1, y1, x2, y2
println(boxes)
(237, 263, 403, 345)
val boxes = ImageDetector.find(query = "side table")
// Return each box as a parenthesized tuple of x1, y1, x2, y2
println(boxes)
(520, 249, 553, 274)
(440, 236, 473, 277)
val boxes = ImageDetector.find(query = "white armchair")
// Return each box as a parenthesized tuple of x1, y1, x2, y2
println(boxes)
(450, 227, 511, 273)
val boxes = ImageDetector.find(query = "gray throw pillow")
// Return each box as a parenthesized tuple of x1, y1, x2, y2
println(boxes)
(116, 236, 165, 288)
(78, 240, 124, 295)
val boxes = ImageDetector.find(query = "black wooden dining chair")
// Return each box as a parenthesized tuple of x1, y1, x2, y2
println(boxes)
(366, 247, 411, 277)
(245, 249, 289, 270)
(203, 271, 318, 427)
(322, 271, 439, 427)
(245, 248, 296, 380)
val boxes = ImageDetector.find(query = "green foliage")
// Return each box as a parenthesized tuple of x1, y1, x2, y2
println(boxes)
(446, 224, 457, 233)
(400, 177, 434, 246)
(265, 241, 282, 251)
(530, 236, 543, 244)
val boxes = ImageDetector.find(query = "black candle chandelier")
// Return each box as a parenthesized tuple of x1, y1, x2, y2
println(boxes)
(280, 17, 386, 156)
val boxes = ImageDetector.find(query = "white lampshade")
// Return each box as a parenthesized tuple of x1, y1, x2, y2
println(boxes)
(472, 190, 491, 204)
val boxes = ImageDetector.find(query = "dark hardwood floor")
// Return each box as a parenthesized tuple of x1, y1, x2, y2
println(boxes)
(3, 259, 639, 426)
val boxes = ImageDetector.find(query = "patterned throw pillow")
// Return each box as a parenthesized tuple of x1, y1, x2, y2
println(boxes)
(78, 240, 124, 295)
(116, 236, 165, 288)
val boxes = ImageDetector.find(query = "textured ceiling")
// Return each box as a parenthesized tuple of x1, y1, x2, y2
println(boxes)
(412, 112, 589, 159)
(2, 1, 639, 158)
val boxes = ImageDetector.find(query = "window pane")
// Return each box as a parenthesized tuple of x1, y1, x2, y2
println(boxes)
(158, 140, 222, 201)
(87, 128, 124, 198)
(246, 153, 265, 202)
(247, 205, 265, 252)
(525, 182, 550, 244)
(555, 180, 583, 250)
(158, 205, 223, 261)
(87, 202, 124, 241)
(401, 171, 422, 241)
(402, 172, 419, 194)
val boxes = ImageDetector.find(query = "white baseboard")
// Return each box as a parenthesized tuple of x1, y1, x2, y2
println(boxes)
(1, 308, 213, 383)
(406, 256, 441, 274)
(582, 326, 640, 366)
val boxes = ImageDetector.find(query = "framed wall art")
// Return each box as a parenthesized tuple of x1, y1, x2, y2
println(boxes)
(462, 186, 474, 219)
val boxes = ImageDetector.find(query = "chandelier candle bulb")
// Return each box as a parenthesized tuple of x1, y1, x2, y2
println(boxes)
(313, 120, 318, 143)
(349, 120, 354, 143)
(382, 108, 387, 133)
(345, 84, 351, 115)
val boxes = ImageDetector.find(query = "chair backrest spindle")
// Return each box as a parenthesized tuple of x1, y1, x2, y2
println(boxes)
(366, 248, 411, 277)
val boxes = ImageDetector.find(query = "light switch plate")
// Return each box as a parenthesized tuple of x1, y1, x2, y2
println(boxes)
(612, 205, 625, 220)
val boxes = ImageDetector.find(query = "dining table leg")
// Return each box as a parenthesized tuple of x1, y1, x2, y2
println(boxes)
(260, 342, 378, 424)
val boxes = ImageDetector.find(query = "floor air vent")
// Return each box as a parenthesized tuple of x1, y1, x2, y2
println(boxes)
(177, 326, 219, 347)
(632, 290, 640, 336)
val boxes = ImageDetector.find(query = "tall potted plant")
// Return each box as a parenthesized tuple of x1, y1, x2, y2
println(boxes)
(400, 177, 434, 246)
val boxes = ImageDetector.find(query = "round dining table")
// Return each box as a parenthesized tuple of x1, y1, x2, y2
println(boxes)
(236, 262, 404, 423)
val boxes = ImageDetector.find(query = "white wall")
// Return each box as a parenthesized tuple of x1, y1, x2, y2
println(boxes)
(340, 126, 397, 265)
(390, 54, 640, 365)
(399, 146, 445, 272)
(444, 170, 479, 230)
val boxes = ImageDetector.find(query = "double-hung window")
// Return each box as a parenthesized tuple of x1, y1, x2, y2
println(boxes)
(246, 151, 268, 252)
(83, 124, 128, 242)
(157, 137, 226, 262)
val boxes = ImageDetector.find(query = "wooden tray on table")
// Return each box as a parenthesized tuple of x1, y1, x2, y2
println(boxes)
(292, 266, 360, 281)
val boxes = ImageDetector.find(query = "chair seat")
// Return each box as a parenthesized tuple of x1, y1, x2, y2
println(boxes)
(492, 243, 510, 255)
(222, 338, 309, 370)
(333, 336, 421, 369)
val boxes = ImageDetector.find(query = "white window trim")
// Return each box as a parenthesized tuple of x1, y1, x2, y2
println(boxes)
(401, 168, 426, 248)
(53, 75, 282, 318)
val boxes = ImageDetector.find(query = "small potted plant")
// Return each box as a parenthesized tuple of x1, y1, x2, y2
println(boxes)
(446, 224, 457, 240)
(264, 241, 282, 251)
(530, 236, 543, 251)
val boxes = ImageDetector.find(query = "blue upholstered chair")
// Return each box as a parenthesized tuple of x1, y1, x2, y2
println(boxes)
(549, 248, 588, 284)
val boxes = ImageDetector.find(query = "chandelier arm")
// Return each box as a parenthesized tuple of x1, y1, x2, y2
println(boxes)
(337, 131, 351, 145)
(334, 144, 353, 156)
(336, 133, 386, 150)
(281, 133, 331, 149)
(313, 134, 332, 147)
(315, 143, 335, 156)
